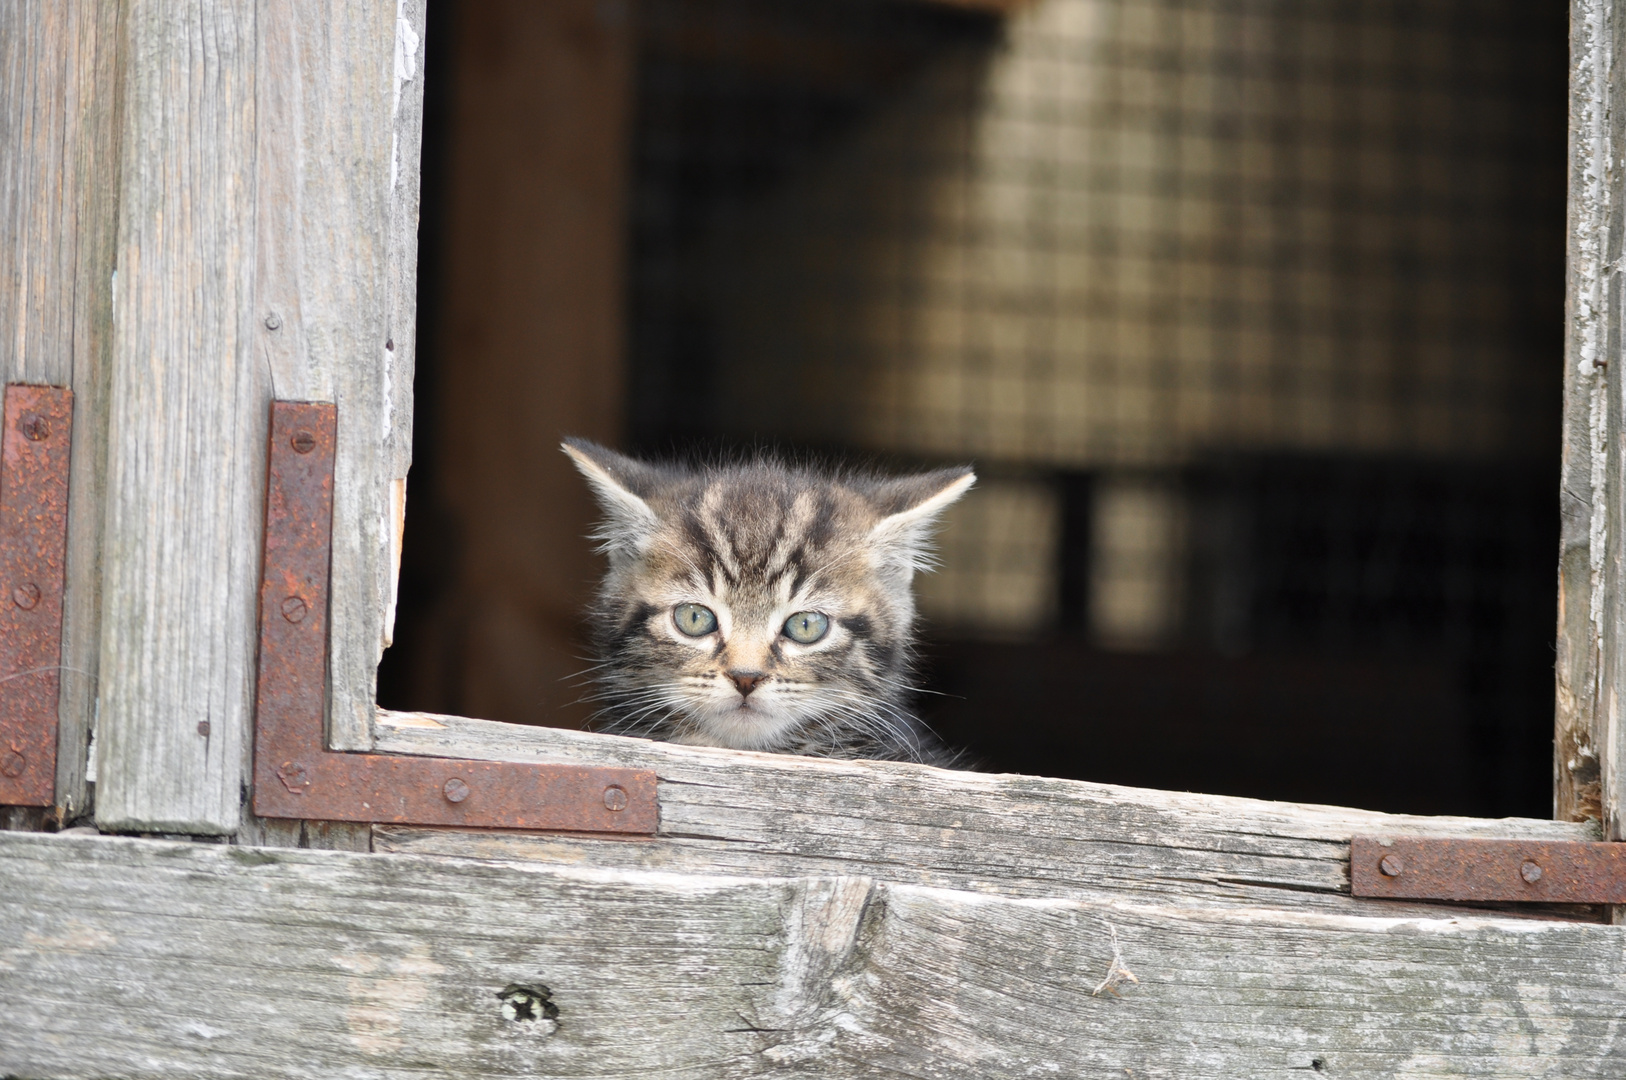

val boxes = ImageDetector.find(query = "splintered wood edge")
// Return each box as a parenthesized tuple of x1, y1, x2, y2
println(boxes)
(375, 709, 1595, 843)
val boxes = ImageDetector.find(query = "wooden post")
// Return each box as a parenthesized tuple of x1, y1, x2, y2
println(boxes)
(91, 0, 424, 833)
(252, 0, 426, 754)
(0, 1, 122, 825)
(1559, 0, 1626, 837)
(93, 0, 261, 834)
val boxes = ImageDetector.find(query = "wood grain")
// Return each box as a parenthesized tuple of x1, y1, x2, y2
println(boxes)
(1558, 0, 1624, 833)
(382, 0, 427, 655)
(3, 830, 1623, 1078)
(95, 0, 263, 834)
(254, 0, 425, 753)
(0, 0, 121, 820)
(95, 1, 424, 832)
(374, 711, 1598, 919)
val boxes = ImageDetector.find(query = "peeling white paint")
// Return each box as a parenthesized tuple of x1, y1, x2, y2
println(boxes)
(389, 0, 421, 194)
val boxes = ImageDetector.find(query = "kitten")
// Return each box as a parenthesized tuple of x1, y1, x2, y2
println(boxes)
(563, 439, 974, 765)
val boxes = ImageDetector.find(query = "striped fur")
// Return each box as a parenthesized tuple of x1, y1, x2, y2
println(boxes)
(563, 440, 974, 764)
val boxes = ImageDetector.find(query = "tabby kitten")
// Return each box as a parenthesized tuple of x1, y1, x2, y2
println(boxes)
(563, 439, 974, 765)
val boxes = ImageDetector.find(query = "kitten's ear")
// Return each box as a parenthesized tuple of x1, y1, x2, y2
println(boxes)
(865, 467, 976, 579)
(562, 438, 663, 558)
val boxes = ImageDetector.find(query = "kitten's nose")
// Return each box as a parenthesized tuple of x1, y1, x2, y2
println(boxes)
(728, 670, 767, 697)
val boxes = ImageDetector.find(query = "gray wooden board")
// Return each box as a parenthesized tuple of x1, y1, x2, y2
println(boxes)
(252, 0, 423, 755)
(1560, 0, 1626, 836)
(0, 0, 120, 819)
(96, 0, 264, 834)
(1556, 0, 1605, 828)
(373, 711, 1600, 919)
(95, 1, 423, 832)
(254, 0, 425, 753)
(380, 0, 426, 658)
(2, 830, 1623, 1079)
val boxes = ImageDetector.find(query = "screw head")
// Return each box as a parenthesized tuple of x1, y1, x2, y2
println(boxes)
(19, 413, 49, 441)
(443, 777, 471, 803)
(603, 785, 629, 812)
(1520, 860, 1543, 884)
(276, 761, 312, 793)
(1379, 854, 1405, 877)
(281, 595, 308, 623)
(0, 750, 25, 778)
(197, 720, 211, 737)
(290, 430, 316, 454)
(264, 312, 282, 331)
(12, 582, 40, 610)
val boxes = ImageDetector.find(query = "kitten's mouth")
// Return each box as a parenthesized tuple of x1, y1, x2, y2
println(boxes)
(685, 690, 805, 749)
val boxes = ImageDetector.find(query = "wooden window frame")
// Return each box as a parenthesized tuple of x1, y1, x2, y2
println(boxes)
(4, 2, 1626, 1075)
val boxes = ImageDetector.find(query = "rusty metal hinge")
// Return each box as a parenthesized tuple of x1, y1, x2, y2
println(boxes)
(1351, 835, 1626, 904)
(252, 401, 657, 833)
(0, 385, 73, 808)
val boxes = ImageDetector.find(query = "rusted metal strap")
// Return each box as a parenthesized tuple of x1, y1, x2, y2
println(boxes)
(252, 401, 657, 833)
(0, 385, 73, 808)
(1351, 835, 1626, 904)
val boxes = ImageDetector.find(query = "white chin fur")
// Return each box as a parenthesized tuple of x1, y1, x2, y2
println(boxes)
(673, 689, 807, 751)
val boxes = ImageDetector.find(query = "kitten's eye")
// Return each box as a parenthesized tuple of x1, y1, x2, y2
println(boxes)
(672, 603, 718, 637)
(782, 611, 830, 644)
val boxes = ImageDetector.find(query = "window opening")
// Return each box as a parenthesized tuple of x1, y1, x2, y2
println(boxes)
(381, 0, 1567, 819)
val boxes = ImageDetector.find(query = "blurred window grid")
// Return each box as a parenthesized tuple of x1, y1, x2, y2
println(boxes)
(623, 0, 1563, 815)
(391, 0, 1565, 817)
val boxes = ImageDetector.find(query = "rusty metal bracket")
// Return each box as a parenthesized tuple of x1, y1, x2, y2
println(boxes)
(1351, 835, 1626, 904)
(252, 401, 657, 833)
(0, 385, 73, 808)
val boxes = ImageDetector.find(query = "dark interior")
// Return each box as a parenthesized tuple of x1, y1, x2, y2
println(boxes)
(381, 0, 1567, 818)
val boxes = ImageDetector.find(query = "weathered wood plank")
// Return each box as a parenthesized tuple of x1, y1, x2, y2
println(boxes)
(374, 711, 1598, 919)
(0, 0, 121, 820)
(95, 0, 263, 834)
(1560, 0, 1626, 830)
(2, 830, 1623, 1078)
(381, 0, 426, 659)
(254, 0, 425, 753)
(96, 1, 425, 831)
(236, 812, 372, 852)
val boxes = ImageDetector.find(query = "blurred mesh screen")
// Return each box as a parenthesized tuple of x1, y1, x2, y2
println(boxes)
(625, 0, 1565, 814)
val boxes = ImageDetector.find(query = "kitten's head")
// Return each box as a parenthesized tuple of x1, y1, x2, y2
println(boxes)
(563, 439, 973, 758)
